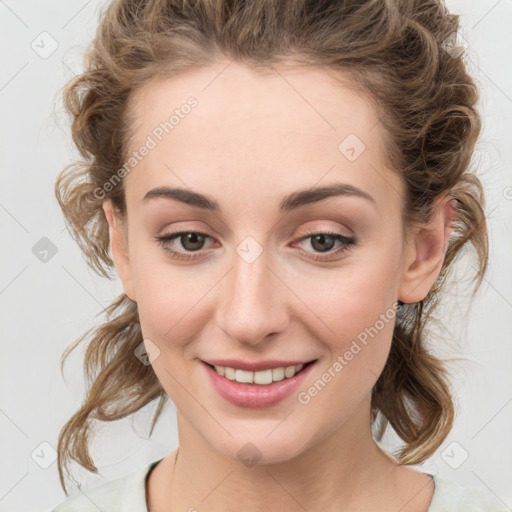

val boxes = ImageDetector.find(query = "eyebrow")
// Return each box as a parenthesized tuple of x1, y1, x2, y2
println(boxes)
(141, 183, 376, 213)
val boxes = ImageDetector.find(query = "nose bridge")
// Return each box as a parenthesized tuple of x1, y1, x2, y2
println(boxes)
(216, 239, 289, 344)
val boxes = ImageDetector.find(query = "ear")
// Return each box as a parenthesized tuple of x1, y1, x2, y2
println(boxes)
(398, 194, 457, 304)
(102, 199, 136, 302)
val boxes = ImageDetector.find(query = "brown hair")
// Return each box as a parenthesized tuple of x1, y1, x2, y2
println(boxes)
(55, 0, 488, 494)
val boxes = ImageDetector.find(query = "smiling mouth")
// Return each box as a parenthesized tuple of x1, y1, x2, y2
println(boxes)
(202, 359, 318, 385)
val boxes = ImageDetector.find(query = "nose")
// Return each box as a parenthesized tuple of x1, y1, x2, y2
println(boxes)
(214, 247, 290, 346)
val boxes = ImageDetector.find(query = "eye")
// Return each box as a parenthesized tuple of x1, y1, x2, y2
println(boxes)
(155, 231, 214, 260)
(293, 230, 356, 261)
(155, 229, 356, 262)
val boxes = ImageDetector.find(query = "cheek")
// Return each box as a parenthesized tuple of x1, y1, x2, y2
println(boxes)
(133, 269, 207, 342)
(128, 245, 222, 349)
(291, 264, 400, 437)
(298, 247, 401, 342)
(131, 262, 214, 404)
(292, 244, 402, 400)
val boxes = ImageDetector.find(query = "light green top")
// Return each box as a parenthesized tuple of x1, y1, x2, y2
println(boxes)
(50, 459, 508, 511)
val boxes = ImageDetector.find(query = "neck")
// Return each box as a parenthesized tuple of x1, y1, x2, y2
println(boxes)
(152, 396, 425, 511)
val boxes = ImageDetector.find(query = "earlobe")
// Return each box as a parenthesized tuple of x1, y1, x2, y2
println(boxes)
(398, 194, 457, 304)
(102, 199, 137, 302)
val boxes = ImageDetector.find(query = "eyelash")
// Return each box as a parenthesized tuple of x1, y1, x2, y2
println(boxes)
(155, 229, 356, 262)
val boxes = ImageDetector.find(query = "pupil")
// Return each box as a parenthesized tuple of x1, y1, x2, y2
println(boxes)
(311, 234, 335, 252)
(182, 233, 204, 251)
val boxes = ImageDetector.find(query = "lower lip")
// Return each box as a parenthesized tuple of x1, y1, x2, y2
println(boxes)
(201, 360, 317, 408)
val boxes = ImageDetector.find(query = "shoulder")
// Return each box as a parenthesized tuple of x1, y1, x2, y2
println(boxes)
(428, 473, 508, 512)
(49, 459, 161, 512)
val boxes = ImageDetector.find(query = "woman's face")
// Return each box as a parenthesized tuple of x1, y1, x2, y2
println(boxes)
(104, 60, 438, 464)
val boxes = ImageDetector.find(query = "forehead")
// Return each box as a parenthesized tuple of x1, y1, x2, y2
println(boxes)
(123, 60, 403, 218)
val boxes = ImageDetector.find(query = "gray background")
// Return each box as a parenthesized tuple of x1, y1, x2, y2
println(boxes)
(1, 1, 511, 510)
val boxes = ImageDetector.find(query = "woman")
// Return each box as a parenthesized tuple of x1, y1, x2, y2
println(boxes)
(50, 0, 507, 510)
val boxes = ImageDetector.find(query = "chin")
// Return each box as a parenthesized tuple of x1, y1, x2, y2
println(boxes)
(204, 425, 314, 467)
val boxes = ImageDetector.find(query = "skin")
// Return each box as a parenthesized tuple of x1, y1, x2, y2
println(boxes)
(102, 59, 456, 511)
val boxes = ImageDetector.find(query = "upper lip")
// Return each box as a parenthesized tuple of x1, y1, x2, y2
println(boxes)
(201, 358, 317, 372)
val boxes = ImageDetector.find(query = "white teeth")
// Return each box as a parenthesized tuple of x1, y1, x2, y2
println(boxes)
(272, 367, 285, 381)
(235, 369, 254, 383)
(211, 363, 307, 384)
(224, 367, 236, 380)
(254, 369, 272, 385)
(284, 365, 296, 378)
